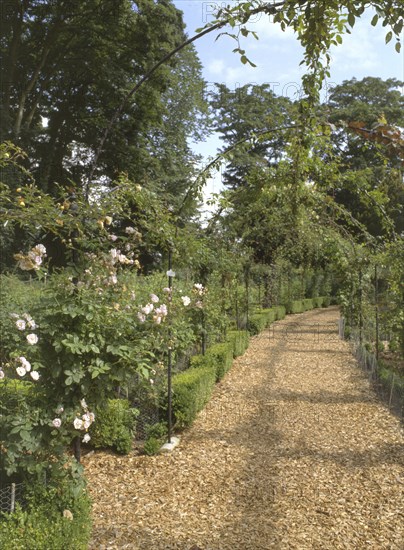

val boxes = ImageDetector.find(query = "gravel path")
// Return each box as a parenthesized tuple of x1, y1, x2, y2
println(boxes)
(85, 307, 403, 549)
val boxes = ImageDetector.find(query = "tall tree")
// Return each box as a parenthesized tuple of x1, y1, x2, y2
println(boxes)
(0, 0, 207, 200)
(210, 83, 296, 188)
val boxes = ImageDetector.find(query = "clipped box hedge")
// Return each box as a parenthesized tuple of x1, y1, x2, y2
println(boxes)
(274, 305, 286, 320)
(313, 296, 325, 308)
(171, 364, 216, 429)
(205, 342, 234, 381)
(247, 306, 285, 335)
(90, 398, 139, 455)
(226, 330, 249, 357)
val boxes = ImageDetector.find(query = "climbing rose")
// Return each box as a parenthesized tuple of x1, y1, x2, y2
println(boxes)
(26, 333, 38, 345)
(82, 433, 91, 443)
(52, 418, 62, 428)
(137, 312, 146, 323)
(0, 369, 4, 380)
(16, 319, 26, 330)
(16, 366, 26, 377)
(150, 293, 159, 303)
(30, 370, 40, 380)
(181, 296, 191, 306)
(19, 357, 31, 372)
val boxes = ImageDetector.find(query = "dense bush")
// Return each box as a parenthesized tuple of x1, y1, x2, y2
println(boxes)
(0, 480, 91, 550)
(171, 364, 216, 428)
(205, 342, 234, 381)
(247, 313, 268, 335)
(274, 305, 286, 319)
(313, 297, 324, 308)
(89, 399, 139, 454)
(226, 330, 249, 357)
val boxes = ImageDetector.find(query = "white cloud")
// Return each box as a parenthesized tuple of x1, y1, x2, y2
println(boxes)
(207, 58, 226, 75)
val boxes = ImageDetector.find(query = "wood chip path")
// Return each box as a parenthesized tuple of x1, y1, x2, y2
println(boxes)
(85, 307, 403, 549)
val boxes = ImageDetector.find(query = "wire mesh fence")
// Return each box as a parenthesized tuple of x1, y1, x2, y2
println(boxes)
(342, 318, 404, 422)
(0, 482, 25, 513)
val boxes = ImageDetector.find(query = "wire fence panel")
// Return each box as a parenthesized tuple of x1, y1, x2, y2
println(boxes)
(344, 317, 404, 422)
(0, 482, 25, 513)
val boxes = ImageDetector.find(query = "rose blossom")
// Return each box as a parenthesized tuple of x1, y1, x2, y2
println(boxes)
(26, 333, 38, 345)
(30, 370, 40, 380)
(16, 366, 26, 377)
(150, 294, 159, 303)
(82, 433, 91, 443)
(181, 296, 191, 306)
(73, 418, 83, 430)
(52, 418, 62, 428)
(16, 319, 26, 330)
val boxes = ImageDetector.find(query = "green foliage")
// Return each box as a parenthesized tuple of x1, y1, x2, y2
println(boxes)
(171, 364, 216, 429)
(89, 399, 139, 455)
(247, 307, 279, 335)
(247, 313, 268, 335)
(205, 343, 234, 381)
(0, 486, 91, 550)
(286, 299, 317, 314)
(226, 330, 249, 357)
(275, 306, 286, 320)
(143, 437, 162, 456)
(143, 422, 168, 456)
(313, 297, 325, 308)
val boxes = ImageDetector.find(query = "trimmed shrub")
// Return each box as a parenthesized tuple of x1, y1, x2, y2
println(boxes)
(286, 300, 304, 314)
(206, 342, 234, 381)
(227, 330, 249, 357)
(275, 305, 286, 320)
(171, 365, 216, 428)
(143, 422, 168, 455)
(90, 399, 139, 454)
(0, 486, 91, 550)
(313, 297, 324, 308)
(247, 313, 267, 335)
(322, 296, 331, 307)
(302, 298, 314, 311)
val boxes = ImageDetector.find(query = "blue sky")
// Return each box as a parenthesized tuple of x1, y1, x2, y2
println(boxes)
(173, 2, 404, 204)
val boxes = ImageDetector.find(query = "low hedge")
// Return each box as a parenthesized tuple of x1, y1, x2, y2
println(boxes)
(275, 305, 286, 320)
(248, 306, 288, 335)
(247, 313, 268, 335)
(0, 485, 91, 550)
(286, 298, 332, 314)
(205, 342, 234, 381)
(313, 296, 324, 308)
(226, 330, 249, 357)
(89, 398, 139, 454)
(171, 364, 216, 428)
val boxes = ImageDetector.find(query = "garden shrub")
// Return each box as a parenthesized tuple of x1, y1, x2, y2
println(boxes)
(171, 365, 216, 428)
(143, 422, 168, 455)
(286, 300, 304, 314)
(247, 313, 267, 335)
(205, 342, 234, 381)
(227, 330, 249, 357)
(0, 483, 91, 550)
(302, 298, 314, 311)
(313, 297, 324, 308)
(275, 305, 286, 319)
(89, 399, 139, 454)
(322, 296, 331, 307)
